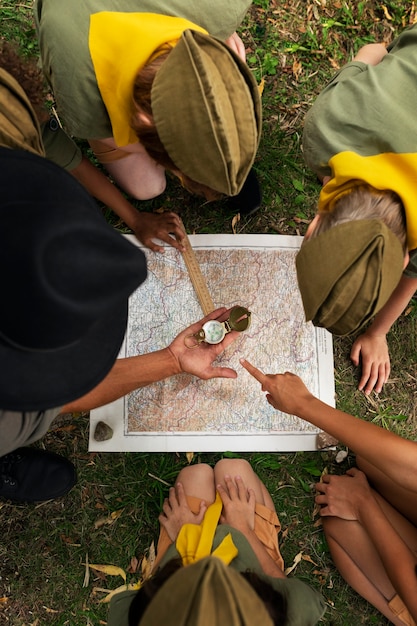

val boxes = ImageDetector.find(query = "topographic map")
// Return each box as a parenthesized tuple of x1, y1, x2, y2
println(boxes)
(90, 235, 334, 452)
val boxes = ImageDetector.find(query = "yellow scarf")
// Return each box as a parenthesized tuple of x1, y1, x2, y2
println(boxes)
(176, 493, 238, 566)
(319, 151, 417, 250)
(89, 12, 207, 147)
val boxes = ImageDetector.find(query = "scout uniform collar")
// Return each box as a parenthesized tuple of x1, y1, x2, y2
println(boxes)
(89, 12, 207, 147)
(319, 150, 417, 250)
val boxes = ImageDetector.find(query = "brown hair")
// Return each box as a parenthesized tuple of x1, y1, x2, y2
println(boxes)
(131, 51, 222, 201)
(0, 40, 49, 123)
(310, 184, 407, 252)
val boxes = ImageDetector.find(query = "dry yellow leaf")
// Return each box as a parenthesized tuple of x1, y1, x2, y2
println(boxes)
(186, 452, 194, 464)
(381, 5, 393, 20)
(97, 582, 142, 604)
(284, 550, 303, 575)
(141, 542, 156, 581)
(231, 213, 240, 234)
(258, 77, 265, 96)
(88, 563, 127, 582)
(94, 508, 124, 529)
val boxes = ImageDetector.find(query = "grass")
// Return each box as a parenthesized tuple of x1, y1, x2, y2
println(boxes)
(1, 1, 417, 624)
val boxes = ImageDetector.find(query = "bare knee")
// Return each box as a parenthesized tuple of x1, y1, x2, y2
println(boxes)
(123, 172, 166, 200)
(176, 463, 213, 485)
(214, 459, 254, 483)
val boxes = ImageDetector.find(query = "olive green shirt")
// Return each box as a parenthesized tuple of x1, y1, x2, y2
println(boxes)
(35, 0, 251, 140)
(107, 526, 326, 626)
(302, 24, 417, 278)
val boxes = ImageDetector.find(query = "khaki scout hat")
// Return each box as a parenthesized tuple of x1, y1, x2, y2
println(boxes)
(296, 219, 404, 336)
(151, 30, 262, 196)
(139, 557, 274, 626)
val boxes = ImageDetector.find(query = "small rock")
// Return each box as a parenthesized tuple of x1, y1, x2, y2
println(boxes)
(94, 421, 113, 441)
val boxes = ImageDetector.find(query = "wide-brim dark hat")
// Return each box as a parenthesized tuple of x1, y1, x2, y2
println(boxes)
(0, 149, 147, 411)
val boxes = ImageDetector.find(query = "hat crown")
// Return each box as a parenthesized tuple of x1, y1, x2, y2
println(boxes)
(0, 149, 147, 353)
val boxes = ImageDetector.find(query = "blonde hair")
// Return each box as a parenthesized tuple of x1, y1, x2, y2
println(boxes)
(131, 50, 222, 201)
(310, 184, 407, 251)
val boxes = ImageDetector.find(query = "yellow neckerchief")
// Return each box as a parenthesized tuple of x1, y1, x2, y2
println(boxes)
(89, 12, 207, 147)
(319, 151, 417, 250)
(176, 493, 238, 566)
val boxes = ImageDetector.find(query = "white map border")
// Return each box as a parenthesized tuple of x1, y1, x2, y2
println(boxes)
(89, 234, 334, 453)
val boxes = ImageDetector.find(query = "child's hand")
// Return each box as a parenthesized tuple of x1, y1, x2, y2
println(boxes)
(132, 211, 186, 253)
(158, 482, 207, 541)
(240, 359, 314, 416)
(217, 475, 256, 534)
(350, 331, 390, 394)
(315, 468, 373, 521)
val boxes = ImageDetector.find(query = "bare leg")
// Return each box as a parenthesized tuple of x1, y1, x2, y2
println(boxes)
(322, 487, 417, 625)
(357, 455, 417, 526)
(88, 139, 166, 200)
(213, 459, 276, 511)
(174, 463, 216, 505)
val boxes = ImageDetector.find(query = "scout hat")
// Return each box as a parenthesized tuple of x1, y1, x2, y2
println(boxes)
(151, 30, 262, 196)
(296, 220, 404, 336)
(0, 148, 147, 411)
(138, 557, 274, 626)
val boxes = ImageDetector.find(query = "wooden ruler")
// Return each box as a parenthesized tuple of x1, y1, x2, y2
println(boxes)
(179, 220, 215, 316)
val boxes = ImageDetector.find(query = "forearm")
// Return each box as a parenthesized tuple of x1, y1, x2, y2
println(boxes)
(71, 156, 140, 230)
(62, 348, 180, 413)
(298, 398, 417, 491)
(366, 275, 417, 336)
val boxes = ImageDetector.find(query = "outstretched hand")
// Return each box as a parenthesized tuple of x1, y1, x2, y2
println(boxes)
(132, 211, 186, 253)
(350, 331, 390, 395)
(240, 358, 314, 416)
(159, 482, 207, 542)
(169, 308, 240, 380)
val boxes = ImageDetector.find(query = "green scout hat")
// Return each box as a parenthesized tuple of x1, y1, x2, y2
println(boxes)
(296, 220, 404, 336)
(151, 30, 262, 196)
(138, 557, 273, 626)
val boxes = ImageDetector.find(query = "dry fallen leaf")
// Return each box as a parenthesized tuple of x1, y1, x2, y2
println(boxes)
(186, 452, 194, 464)
(258, 77, 265, 96)
(88, 563, 127, 582)
(381, 5, 393, 20)
(96, 582, 142, 604)
(284, 551, 303, 575)
(231, 213, 240, 235)
(94, 508, 124, 529)
(141, 542, 156, 581)
(83, 552, 90, 588)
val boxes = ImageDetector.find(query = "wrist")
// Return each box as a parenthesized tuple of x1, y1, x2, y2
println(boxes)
(166, 346, 182, 376)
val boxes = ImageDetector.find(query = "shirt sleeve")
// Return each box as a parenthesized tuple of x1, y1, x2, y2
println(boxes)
(41, 118, 82, 171)
(0, 407, 62, 457)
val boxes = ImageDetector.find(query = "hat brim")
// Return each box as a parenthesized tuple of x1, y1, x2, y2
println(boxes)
(0, 300, 128, 412)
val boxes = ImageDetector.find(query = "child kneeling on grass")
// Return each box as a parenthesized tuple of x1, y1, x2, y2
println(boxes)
(298, 24, 417, 397)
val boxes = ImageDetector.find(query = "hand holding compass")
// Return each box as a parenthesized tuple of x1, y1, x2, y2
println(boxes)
(185, 306, 251, 348)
